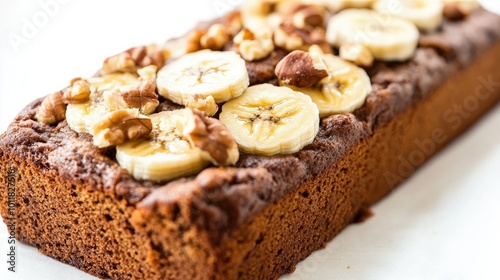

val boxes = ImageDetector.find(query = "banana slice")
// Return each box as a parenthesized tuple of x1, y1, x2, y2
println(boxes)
(66, 73, 143, 134)
(66, 67, 159, 135)
(326, 9, 419, 61)
(116, 109, 207, 181)
(220, 84, 319, 156)
(373, 0, 443, 32)
(156, 50, 249, 105)
(289, 54, 372, 118)
(66, 100, 109, 133)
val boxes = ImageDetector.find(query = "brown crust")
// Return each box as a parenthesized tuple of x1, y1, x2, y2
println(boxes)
(1, 8, 500, 280)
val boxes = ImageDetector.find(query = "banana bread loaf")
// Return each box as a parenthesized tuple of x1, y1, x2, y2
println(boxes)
(1, 1, 500, 279)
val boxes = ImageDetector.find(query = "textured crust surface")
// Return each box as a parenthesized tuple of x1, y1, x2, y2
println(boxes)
(0, 9, 500, 280)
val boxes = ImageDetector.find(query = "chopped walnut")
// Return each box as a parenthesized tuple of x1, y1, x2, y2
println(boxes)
(101, 52, 136, 75)
(185, 109, 239, 166)
(274, 4, 330, 53)
(36, 91, 66, 124)
(120, 81, 159, 114)
(339, 43, 374, 67)
(275, 50, 328, 87)
(96, 65, 160, 114)
(200, 24, 230, 51)
(91, 109, 152, 148)
(275, 23, 330, 53)
(104, 80, 159, 115)
(291, 5, 325, 29)
(234, 27, 274, 61)
(225, 10, 243, 35)
(234, 28, 255, 42)
(137, 65, 157, 81)
(101, 45, 166, 75)
(63, 78, 91, 104)
(185, 95, 219, 116)
(274, 27, 304, 51)
(186, 30, 206, 53)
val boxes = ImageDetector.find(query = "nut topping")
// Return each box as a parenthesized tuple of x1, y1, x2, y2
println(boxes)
(63, 78, 91, 104)
(291, 5, 325, 29)
(200, 24, 230, 51)
(275, 23, 331, 53)
(120, 81, 160, 114)
(101, 45, 165, 75)
(36, 91, 66, 124)
(275, 50, 328, 87)
(224, 10, 244, 35)
(185, 109, 239, 166)
(234, 27, 274, 61)
(186, 30, 206, 53)
(185, 94, 219, 116)
(339, 43, 374, 67)
(91, 109, 152, 148)
(274, 4, 330, 53)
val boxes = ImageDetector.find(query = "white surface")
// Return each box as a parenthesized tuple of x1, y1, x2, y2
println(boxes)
(1, 1, 500, 279)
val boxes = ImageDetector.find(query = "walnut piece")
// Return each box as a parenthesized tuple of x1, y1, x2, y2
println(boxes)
(234, 27, 274, 61)
(185, 109, 239, 166)
(120, 81, 159, 114)
(291, 5, 325, 29)
(137, 65, 157, 81)
(36, 91, 66, 124)
(91, 109, 152, 148)
(339, 43, 374, 67)
(275, 50, 328, 87)
(101, 45, 165, 75)
(185, 94, 219, 116)
(200, 24, 230, 51)
(186, 30, 206, 53)
(275, 23, 330, 53)
(274, 4, 330, 53)
(225, 10, 243, 35)
(97, 66, 159, 114)
(104, 80, 159, 115)
(63, 78, 91, 104)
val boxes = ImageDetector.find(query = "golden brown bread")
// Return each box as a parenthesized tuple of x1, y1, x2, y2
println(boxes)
(1, 8, 500, 280)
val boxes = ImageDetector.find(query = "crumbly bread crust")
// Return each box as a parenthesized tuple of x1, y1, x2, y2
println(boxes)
(1, 8, 500, 280)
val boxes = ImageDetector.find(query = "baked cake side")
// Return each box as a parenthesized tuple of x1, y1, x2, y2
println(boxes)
(1, 3, 500, 280)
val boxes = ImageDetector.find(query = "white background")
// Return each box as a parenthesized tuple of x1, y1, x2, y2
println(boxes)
(1, 1, 500, 279)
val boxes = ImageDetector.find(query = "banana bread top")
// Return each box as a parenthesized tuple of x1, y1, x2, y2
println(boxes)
(1, 8, 499, 246)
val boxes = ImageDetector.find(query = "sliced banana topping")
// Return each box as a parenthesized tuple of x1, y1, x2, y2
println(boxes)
(116, 108, 239, 181)
(327, 9, 419, 61)
(116, 109, 207, 181)
(289, 54, 372, 118)
(156, 50, 250, 105)
(220, 84, 319, 156)
(66, 100, 110, 134)
(373, 0, 443, 32)
(66, 66, 160, 137)
(90, 109, 152, 148)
